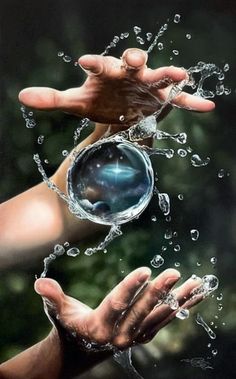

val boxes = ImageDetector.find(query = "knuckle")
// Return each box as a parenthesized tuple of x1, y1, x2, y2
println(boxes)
(109, 297, 129, 313)
(113, 334, 131, 350)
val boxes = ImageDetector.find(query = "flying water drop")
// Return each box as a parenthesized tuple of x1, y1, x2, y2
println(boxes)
(191, 154, 210, 167)
(150, 254, 164, 268)
(190, 229, 199, 241)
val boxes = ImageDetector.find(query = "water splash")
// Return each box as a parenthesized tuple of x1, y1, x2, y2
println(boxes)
(113, 348, 144, 379)
(196, 313, 217, 340)
(20, 105, 36, 128)
(84, 224, 122, 256)
(41, 244, 65, 278)
(158, 193, 170, 216)
(150, 254, 164, 268)
(191, 154, 210, 167)
(181, 357, 213, 370)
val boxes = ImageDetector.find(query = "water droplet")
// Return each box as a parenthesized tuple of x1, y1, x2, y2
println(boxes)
(191, 154, 210, 167)
(222, 322, 226, 326)
(119, 115, 125, 122)
(58, 51, 64, 57)
(208, 343, 212, 348)
(165, 215, 171, 222)
(63, 55, 72, 63)
(178, 194, 184, 200)
(64, 241, 70, 247)
(173, 49, 179, 56)
(123, 32, 129, 38)
(202, 275, 219, 293)
(217, 293, 223, 301)
(163, 292, 179, 310)
(223, 63, 229, 72)
(37, 135, 44, 144)
(151, 215, 157, 222)
(176, 308, 189, 320)
(174, 244, 181, 252)
(134, 26, 141, 34)
(218, 304, 223, 311)
(54, 244, 65, 256)
(224, 87, 231, 95)
(136, 36, 145, 45)
(216, 82, 225, 96)
(162, 245, 167, 252)
(113, 36, 120, 43)
(191, 229, 200, 241)
(175, 262, 180, 267)
(187, 146, 193, 153)
(150, 254, 164, 268)
(67, 247, 80, 257)
(146, 32, 153, 41)
(164, 229, 172, 240)
(177, 148, 187, 157)
(158, 193, 170, 216)
(157, 42, 164, 50)
(212, 349, 218, 356)
(26, 119, 36, 128)
(103, 249, 108, 254)
(210, 257, 217, 265)
(197, 262, 201, 267)
(173, 231, 178, 237)
(44, 159, 49, 164)
(196, 313, 217, 339)
(62, 150, 69, 157)
(186, 33, 192, 40)
(174, 14, 181, 23)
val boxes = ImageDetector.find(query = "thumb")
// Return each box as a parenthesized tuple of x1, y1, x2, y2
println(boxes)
(122, 48, 148, 70)
(35, 278, 65, 314)
(19, 87, 63, 110)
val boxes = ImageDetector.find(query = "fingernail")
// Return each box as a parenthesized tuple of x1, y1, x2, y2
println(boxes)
(34, 279, 43, 295)
(165, 275, 180, 287)
(138, 269, 151, 283)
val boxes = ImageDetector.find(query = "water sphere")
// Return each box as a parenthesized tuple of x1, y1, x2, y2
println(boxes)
(67, 138, 154, 225)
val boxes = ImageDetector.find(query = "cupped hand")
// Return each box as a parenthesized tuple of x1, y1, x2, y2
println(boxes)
(19, 48, 215, 125)
(35, 267, 203, 351)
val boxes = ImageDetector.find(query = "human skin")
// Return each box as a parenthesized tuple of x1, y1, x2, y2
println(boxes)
(0, 48, 214, 378)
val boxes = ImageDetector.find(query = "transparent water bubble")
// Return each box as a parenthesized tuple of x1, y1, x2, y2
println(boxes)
(174, 244, 181, 252)
(151, 215, 157, 222)
(191, 229, 199, 241)
(113, 36, 120, 43)
(175, 262, 180, 267)
(174, 14, 181, 23)
(176, 308, 189, 320)
(191, 154, 210, 167)
(37, 135, 45, 144)
(146, 32, 153, 41)
(216, 83, 225, 95)
(202, 275, 219, 293)
(67, 247, 80, 257)
(217, 293, 223, 301)
(173, 49, 179, 56)
(197, 262, 201, 267)
(165, 215, 171, 222)
(25, 119, 36, 128)
(136, 36, 145, 45)
(158, 193, 170, 216)
(186, 33, 192, 39)
(224, 87, 231, 95)
(53, 244, 65, 256)
(157, 42, 164, 50)
(58, 51, 64, 57)
(134, 26, 141, 34)
(218, 169, 225, 178)
(178, 194, 184, 200)
(67, 138, 154, 225)
(223, 63, 229, 72)
(150, 254, 164, 268)
(123, 32, 129, 38)
(119, 115, 125, 122)
(164, 229, 172, 240)
(64, 241, 70, 247)
(63, 55, 72, 63)
(212, 349, 218, 356)
(177, 149, 187, 157)
(210, 257, 217, 265)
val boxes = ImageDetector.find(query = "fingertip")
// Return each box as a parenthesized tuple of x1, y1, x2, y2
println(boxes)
(122, 48, 148, 70)
(78, 54, 103, 75)
(164, 268, 181, 279)
(34, 278, 63, 298)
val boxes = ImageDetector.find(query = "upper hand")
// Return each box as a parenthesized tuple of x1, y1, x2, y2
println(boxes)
(19, 48, 215, 125)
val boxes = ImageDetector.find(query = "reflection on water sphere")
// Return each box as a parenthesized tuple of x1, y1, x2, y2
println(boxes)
(67, 138, 154, 225)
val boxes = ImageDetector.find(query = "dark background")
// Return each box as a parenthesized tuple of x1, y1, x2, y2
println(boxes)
(0, 1, 236, 378)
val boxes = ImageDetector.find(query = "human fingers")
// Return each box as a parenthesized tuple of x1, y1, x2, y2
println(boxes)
(136, 276, 202, 343)
(140, 66, 187, 86)
(93, 267, 151, 336)
(171, 91, 215, 112)
(35, 277, 66, 315)
(19, 87, 63, 111)
(121, 48, 148, 70)
(112, 269, 180, 348)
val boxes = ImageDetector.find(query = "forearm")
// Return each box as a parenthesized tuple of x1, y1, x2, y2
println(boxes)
(0, 328, 111, 379)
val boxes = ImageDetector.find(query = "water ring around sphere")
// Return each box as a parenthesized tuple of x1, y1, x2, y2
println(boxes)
(67, 138, 154, 225)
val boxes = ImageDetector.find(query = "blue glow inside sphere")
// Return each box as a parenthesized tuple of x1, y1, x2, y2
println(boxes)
(67, 138, 154, 225)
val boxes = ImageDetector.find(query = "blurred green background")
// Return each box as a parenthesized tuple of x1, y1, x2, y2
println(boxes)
(0, 0, 236, 378)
